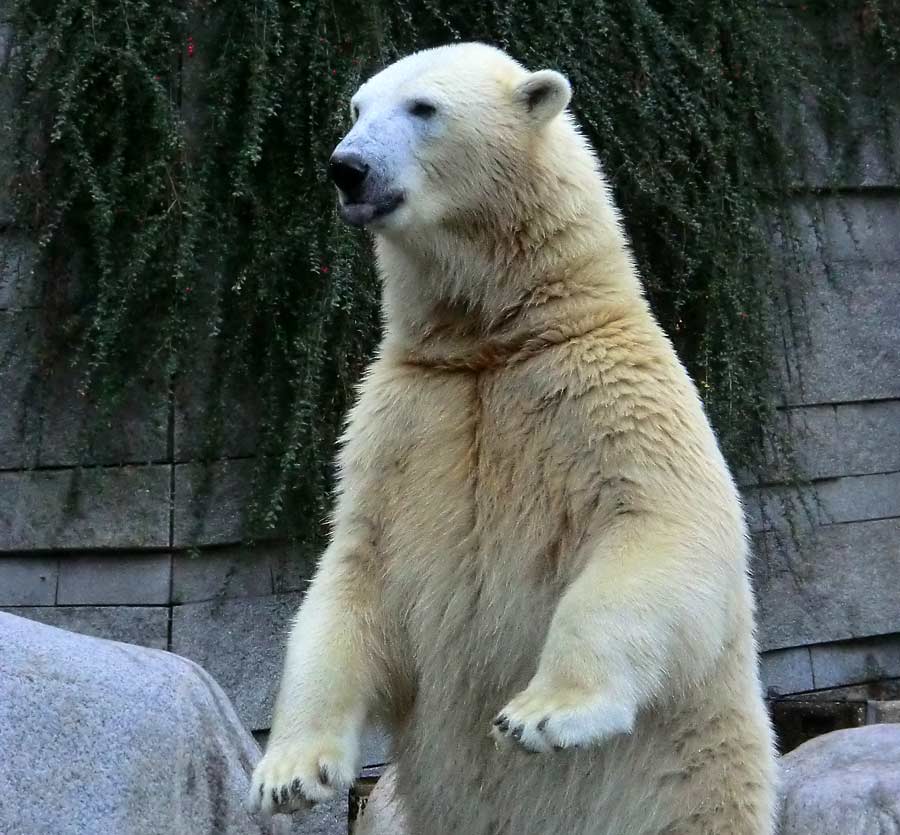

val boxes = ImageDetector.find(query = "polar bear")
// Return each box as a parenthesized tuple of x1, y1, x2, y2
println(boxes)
(249, 42, 777, 835)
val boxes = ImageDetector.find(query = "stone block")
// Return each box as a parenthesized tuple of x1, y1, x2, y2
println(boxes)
(816, 472, 900, 525)
(791, 194, 900, 265)
(742, 484, 817, 534)
(754, 400, 900, 484)
(760, 647, 814, 698)
(0, 235, 41, 309)
(784, 89, 900, 191)
(271, 541, 317, 594)
(746, 471, 900, 532)
(752, 517, 900, 651)
(171, 592, 304, 731)
(57, 553, 171, 605)
(0, 309, 41, 469)
(775, 262, 900, 406)
(781, 680, 900, 704)
(173, 342, 260, 461)
(171, 541, 312, 604)
(0, 21, 16, 228)
(0, 465, 171, 552)
(359, 726, 392, 768)
(35, 361, 170, 467)
(3, 605, 169, 650)
(778, 9, 900, 190)
(0, 556, 58, 605)
(172, 546, 274, 603)
(173, 459, 254, 547)
(2, 310, 170, 471)
(810, 634, 900, 690)
(773, 198, 900, 406)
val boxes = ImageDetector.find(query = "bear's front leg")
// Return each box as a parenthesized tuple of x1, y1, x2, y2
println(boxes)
(249, 544, 382, 816)
(492, 515, 735, 753)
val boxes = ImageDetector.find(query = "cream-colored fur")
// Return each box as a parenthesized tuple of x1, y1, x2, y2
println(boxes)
(250, 43, 777, 835)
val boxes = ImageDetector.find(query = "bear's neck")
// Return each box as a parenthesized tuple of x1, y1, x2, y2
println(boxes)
(375, 185, 648, 370)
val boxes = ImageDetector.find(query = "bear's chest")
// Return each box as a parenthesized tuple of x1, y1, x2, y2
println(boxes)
(346, 360, 599, 686)
(350, 362, 585, 567)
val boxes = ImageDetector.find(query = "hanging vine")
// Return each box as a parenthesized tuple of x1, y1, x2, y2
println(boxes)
(3, 0, 898, 544)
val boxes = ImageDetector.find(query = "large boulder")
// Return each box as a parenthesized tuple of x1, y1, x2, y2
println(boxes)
(778, 724, 900, 835)
(0, 611, 289, 835)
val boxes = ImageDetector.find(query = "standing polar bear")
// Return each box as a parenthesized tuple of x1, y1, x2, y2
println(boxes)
(250, 43, 777, 835)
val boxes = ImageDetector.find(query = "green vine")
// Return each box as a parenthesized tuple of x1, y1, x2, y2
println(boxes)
(3, 0, 898, 546)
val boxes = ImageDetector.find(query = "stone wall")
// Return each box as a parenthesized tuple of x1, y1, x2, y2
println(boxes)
(1, 9, 898, 753)
(748, 49, 900, 716)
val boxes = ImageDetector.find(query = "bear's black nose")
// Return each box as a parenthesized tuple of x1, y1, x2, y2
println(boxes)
(329, 153, 369, 195)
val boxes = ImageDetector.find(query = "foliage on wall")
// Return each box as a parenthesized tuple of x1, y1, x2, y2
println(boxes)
(4, 0, 898, 543)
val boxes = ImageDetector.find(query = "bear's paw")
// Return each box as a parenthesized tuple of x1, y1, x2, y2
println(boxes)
(491, 683, 635, 753)
(248, 735, 358, 817)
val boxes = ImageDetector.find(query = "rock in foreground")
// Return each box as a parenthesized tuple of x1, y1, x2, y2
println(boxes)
(0, 612, 288, 835)
(778, 724, 900, 835)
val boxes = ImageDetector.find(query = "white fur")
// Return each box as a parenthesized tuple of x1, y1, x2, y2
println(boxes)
(250, 42, 777, 834)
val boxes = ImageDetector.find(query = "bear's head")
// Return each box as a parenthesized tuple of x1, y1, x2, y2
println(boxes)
(329, 43, 577, 234)
(329, 43, 636, 341)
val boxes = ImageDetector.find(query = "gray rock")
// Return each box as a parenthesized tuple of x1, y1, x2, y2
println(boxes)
(0, 465, 171, 551)
(752, 517, 900, 651)
(296, 798, 350, 835)
(0, 611, 289, 835)
(171, 593, 304, 731)
(0, 556, 58, 605)
(3, 605, 169, 650)
(57, 553, 172, 606)
(778, 725, 900, 835)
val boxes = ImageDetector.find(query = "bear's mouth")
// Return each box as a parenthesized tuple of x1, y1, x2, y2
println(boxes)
(338, 192, 405, 228)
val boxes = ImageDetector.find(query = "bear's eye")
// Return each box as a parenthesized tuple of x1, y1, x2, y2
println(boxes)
(409, 100, 438, 119)
(351, 103, 360, 122)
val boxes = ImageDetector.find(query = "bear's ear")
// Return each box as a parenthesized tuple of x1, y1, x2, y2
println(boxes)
(513, 69, 572, 125)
